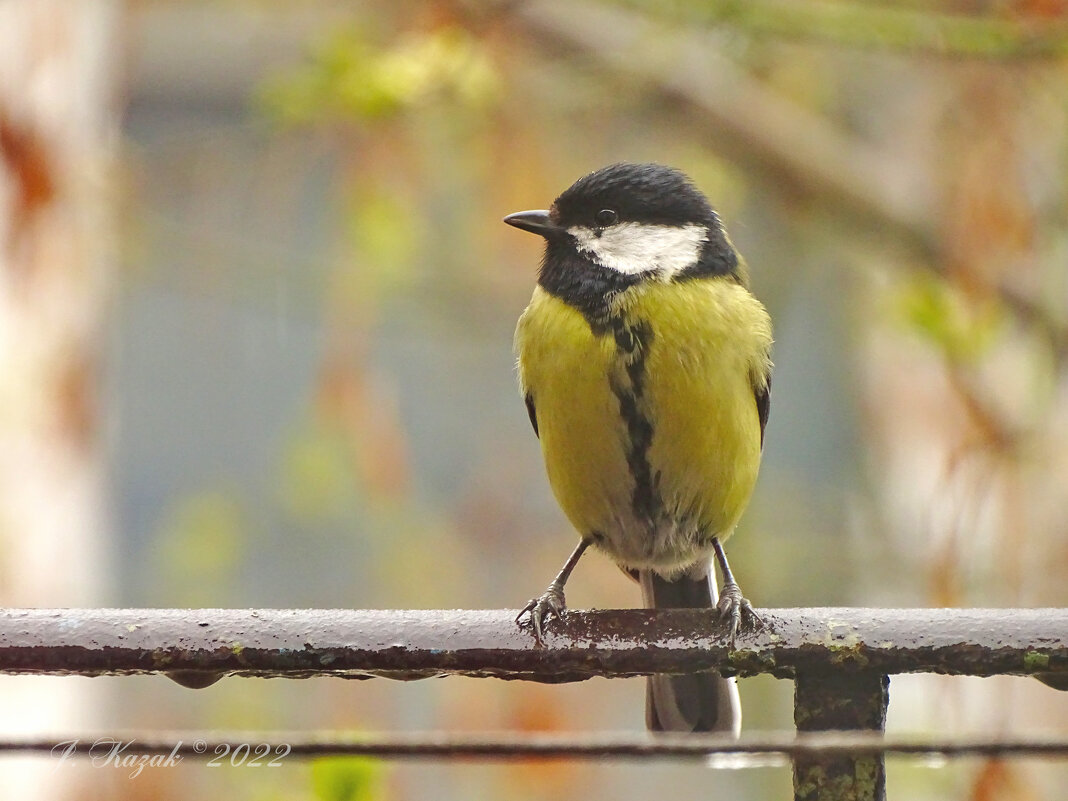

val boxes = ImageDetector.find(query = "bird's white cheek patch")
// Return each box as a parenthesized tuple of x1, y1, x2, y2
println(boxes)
(568, 222, 707, 278)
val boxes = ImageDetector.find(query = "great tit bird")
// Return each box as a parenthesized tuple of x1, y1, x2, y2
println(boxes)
(505, 163, 772, 733)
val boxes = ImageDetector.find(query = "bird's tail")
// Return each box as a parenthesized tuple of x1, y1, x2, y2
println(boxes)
(639, 564, 741, 734)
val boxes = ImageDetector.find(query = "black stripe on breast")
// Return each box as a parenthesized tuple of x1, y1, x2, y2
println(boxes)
(607, 317, 660, 522)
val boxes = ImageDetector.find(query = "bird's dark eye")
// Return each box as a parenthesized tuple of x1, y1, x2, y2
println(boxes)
(595, 209, 618, 227)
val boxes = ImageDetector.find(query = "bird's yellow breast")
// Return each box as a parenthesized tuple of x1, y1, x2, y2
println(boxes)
(515, 279, 772, 572)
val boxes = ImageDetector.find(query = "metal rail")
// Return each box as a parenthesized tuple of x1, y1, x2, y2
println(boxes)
(0, 607, 1064, 801)
(0, 607, 1063, 681)
(3, 731, 1067, 760)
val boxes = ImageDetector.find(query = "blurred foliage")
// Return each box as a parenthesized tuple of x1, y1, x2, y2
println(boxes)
(155, 490, 246, 605)
(91, 1, 1068, 800)
(333, 182, 422, 308)
(278, 417, 359, 524)
(895, 275, 1003, 365)
(310, 757, 386, 801)
(260, 26, 500, 125)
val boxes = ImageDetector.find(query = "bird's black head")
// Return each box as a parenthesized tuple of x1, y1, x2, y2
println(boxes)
(504, 164, 741, 316)
(553, 162, 718, 232)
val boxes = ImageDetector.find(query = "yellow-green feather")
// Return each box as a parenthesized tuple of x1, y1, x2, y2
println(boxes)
(515, 278, 771, 571)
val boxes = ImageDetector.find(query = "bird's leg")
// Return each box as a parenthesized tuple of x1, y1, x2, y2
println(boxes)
(517, 539, 591, 644)
(711, 537, 761, 648)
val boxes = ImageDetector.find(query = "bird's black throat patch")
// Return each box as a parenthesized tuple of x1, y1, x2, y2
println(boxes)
(538, 240, 640, 333)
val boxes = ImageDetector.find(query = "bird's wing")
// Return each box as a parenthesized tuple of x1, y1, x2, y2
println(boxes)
(754, 372, 771, 450)
(525, 393, 539, 438)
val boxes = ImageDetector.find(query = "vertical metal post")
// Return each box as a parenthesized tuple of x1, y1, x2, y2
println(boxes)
(793, 671, 889, 801)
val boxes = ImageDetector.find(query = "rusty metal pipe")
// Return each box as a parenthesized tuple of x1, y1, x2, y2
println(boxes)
(0, 607, 1063, 683)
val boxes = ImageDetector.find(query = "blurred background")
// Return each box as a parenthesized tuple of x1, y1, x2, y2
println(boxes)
(1, 0, 1067, 799)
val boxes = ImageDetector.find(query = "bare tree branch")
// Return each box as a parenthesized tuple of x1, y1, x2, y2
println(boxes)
(505, 0, 1068, 358)
(510, 0, 934, 254)
(617, 0, 1068, 60)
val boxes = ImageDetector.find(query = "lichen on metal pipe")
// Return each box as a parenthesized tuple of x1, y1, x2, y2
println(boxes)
(794, 671, 890, 801)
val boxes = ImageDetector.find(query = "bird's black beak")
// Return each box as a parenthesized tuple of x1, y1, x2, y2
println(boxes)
(503, 209, 558, 237)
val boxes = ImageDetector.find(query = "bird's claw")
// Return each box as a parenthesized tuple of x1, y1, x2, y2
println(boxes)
(516, 583, 567, 644)
(717, 580, 761, 649)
